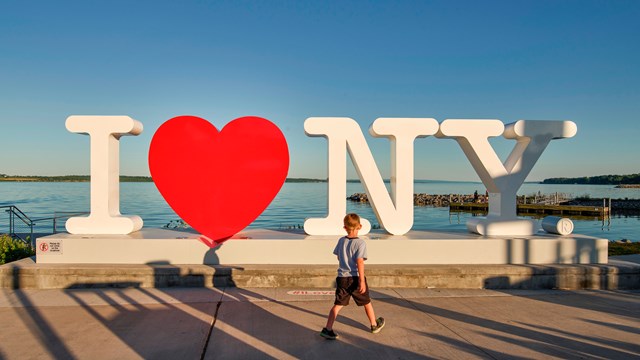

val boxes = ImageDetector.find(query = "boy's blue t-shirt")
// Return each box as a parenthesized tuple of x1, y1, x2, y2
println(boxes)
(333, 236, 368, 277)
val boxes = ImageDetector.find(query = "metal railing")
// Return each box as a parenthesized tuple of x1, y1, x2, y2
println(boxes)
(1, 206, 33, 245)
(49, 211, 91, 233)
(1, 206, 88, 246)
(520, 192, 572, 205)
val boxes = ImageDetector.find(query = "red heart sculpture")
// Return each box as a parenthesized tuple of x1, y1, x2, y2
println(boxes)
(148, 115, 289, 244)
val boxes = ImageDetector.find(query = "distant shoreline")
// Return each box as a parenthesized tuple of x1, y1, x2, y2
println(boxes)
(0, 176, 483, 183)
(0, 176, 152, 182)
(0, 176, 329, 183)
(0, 177, 325, 183)
(542, 173, 640, 186)
(1, 174, 639, 186)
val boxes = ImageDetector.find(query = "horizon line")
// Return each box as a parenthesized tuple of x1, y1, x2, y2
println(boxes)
(0, 174, 546, 183)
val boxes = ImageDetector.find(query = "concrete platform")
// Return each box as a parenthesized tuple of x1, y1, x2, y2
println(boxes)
(35, 228, 609, 265)
(2, 256, 639, 290)
(1, 287, 638, 359)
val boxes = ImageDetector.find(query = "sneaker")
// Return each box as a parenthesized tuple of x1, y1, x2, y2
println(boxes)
(320, 327, 339, 340)
(371, 317, 385, 333)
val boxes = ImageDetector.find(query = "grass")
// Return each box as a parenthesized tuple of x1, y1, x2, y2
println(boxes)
(608, 241, 640, 256)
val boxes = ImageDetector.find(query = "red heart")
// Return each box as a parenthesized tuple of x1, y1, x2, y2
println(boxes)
(148, 115, 289, 244)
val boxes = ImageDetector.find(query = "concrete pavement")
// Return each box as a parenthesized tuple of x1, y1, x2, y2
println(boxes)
(1, 287, 639, 359)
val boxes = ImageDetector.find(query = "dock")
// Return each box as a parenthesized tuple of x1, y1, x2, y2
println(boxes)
(450, 202, 610, 216)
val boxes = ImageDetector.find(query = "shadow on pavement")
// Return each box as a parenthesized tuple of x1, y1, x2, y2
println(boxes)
(7, 260, 433, 359)
(9, 289, 77, 359)
(203, 286, 435, 359)
(372, 289, 640, 359)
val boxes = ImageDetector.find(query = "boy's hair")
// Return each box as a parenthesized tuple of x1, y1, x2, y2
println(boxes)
(343, 213, 361, 231)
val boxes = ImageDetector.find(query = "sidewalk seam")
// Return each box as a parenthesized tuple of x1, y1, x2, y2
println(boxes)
(398, 294, 498, 360)
(199, 288, 225, 360)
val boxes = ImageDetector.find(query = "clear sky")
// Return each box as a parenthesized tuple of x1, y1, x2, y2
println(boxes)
(1, 0, 638, 181)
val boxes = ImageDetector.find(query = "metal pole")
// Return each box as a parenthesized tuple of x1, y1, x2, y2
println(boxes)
(9, 207, 14, 236)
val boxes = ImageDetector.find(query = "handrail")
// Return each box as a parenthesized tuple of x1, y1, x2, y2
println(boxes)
(0, 205, 29, 218)
(50, 211, 89, 233)
(1, 206, 88, 246)
(1, 205, 32, 225)
(31, 212, 89, 223)
(1, 205, 34, 245)
(12, 206, 29, 220)
(10, 208, 31, 225)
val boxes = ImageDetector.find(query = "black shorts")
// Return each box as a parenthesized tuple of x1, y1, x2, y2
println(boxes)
(334, 276, 371, 306)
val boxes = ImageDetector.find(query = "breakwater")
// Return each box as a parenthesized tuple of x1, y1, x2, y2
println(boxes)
(347, 193, 481, 206)
(347, 193, 569, 207)
(347, 193, 640, 215)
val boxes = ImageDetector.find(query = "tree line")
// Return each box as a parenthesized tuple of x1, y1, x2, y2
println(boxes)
(542, 173, 640, 185)
(0, 175, 152, 182)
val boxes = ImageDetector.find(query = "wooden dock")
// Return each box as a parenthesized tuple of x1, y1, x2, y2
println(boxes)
(449, 202, 609, 216)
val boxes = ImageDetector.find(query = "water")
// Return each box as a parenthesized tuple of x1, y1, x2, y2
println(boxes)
(0, 181, 638, 241)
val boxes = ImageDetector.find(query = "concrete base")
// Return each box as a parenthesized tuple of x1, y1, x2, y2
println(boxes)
(2, 256, 639, 290)
(35, 228, 608, 265)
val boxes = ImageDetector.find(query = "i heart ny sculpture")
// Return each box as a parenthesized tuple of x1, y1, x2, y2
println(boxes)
(64, 115, 576, 239)
(148, 115, 290, 244)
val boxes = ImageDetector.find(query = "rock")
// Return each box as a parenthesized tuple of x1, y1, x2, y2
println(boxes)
(347, 193, 480, 207)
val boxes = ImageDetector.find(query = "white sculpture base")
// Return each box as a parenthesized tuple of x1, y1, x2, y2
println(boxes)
(466, 217, 538, 236)
(35, 228, 608, 265)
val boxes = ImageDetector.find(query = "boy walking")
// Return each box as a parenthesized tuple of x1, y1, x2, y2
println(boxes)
(320, 213, 385, 340)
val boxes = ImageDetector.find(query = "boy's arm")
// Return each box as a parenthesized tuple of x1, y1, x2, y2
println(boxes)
(357, 258, 366, 294)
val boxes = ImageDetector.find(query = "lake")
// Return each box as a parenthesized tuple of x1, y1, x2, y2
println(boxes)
(0, 181, 638, 241)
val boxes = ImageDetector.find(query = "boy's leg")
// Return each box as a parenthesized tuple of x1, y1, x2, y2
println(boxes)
(326, 304, 343, 330)
(364, 302, 377, 326)
(327, 277, 352, 330)
(352, 277, 377, 326)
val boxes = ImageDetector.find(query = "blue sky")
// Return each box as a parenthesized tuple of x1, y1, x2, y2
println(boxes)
(1, 0, 638, 181)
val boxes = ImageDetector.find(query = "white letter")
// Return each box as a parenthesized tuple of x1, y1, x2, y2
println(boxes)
(304, 117, 438, 235)
(436, 119, 577, 235)
(65, 116, 144, 234)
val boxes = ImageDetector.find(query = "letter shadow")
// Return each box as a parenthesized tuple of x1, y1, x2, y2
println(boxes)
(5, 255, 430, 359)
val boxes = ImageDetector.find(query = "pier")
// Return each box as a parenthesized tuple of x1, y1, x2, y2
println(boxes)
(450, 202, 610, 217)
(346, 193, 628, 217)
